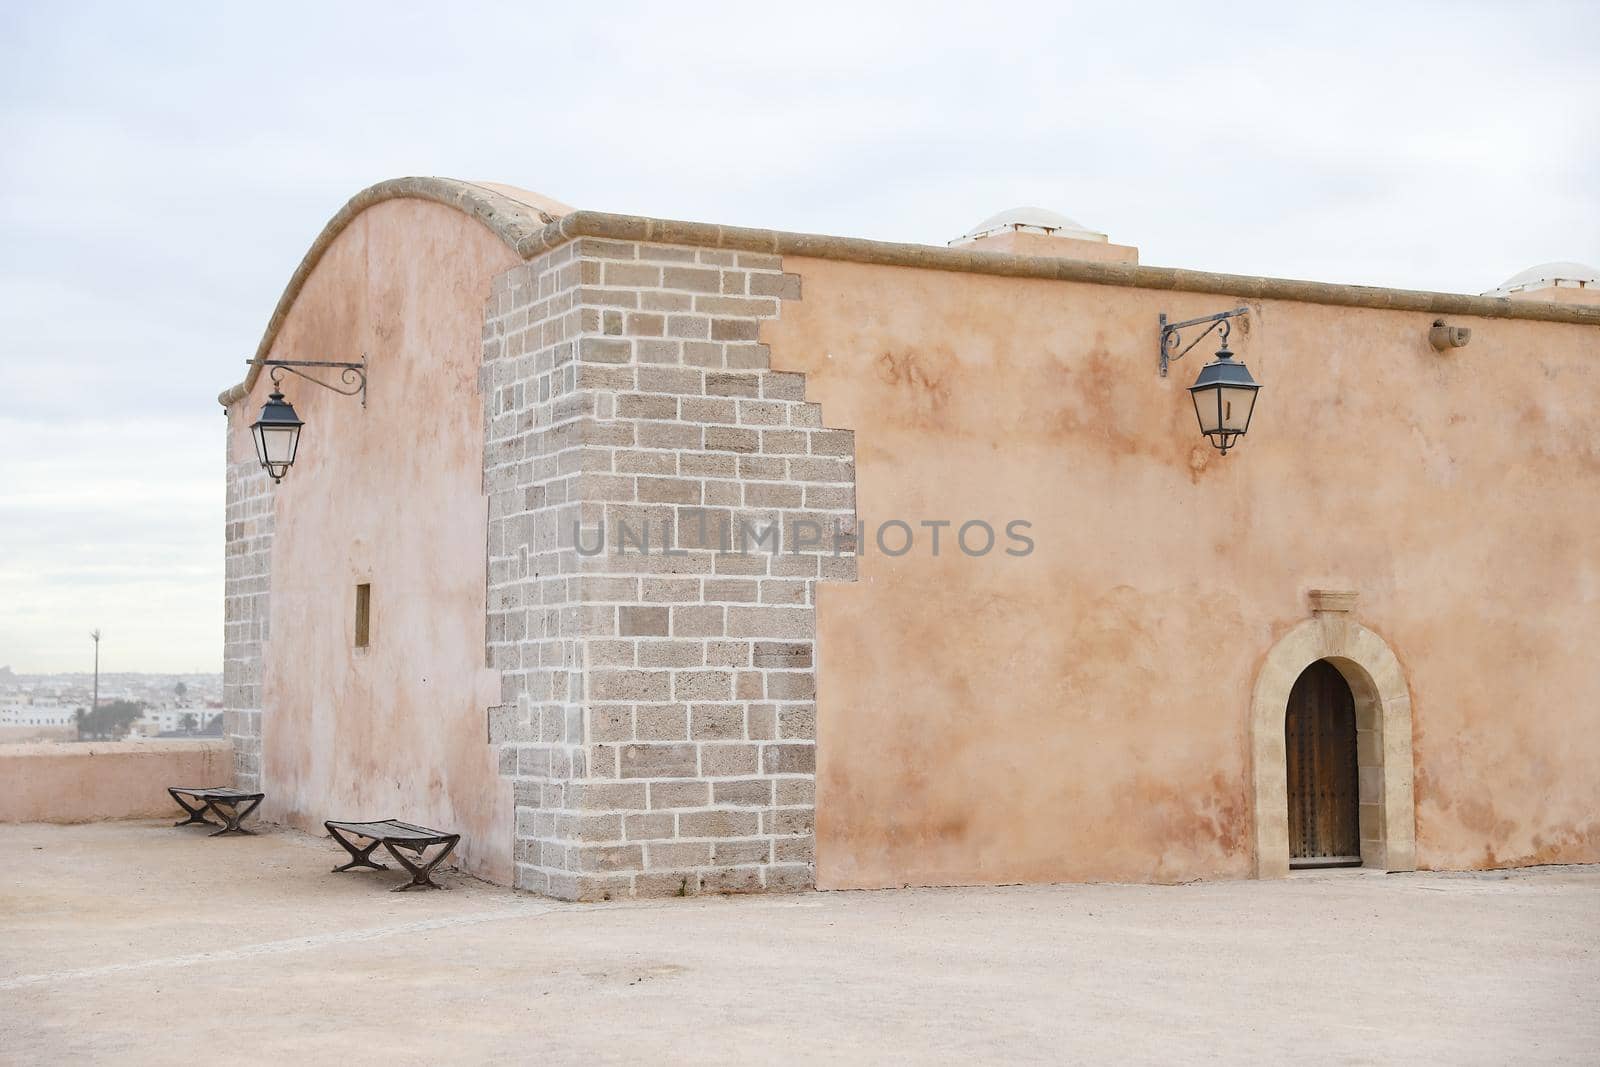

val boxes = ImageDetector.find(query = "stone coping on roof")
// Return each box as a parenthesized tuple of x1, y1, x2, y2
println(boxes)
(219, 176, 1600, 407)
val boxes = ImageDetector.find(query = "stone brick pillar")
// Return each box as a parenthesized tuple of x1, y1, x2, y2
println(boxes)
(483, 237, 856, 900)
(222, 454, 273, 791)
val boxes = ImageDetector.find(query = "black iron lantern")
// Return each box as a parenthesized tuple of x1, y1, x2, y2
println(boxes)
(242, 357, 366, 485)
(1159, 306, 1261, 455)
(250, 388, 303, 483)
(1187, 342, 1260, 455)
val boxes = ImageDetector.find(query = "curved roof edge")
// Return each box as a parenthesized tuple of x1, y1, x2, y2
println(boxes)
(222, 179, 1600, 407)
(219, 176, 565, 407)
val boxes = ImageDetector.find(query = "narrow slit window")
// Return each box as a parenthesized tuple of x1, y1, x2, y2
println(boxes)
(354, 583, 371, 648)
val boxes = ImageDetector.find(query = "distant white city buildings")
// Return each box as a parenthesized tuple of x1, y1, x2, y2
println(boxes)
(0, 671, 224, 741)
(130, 709, 223, 737)
(0, 704, 78, 728)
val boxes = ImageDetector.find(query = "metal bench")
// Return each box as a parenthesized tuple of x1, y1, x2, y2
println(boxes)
(168, 786, 264, 836)
(324, 819, 461, 891)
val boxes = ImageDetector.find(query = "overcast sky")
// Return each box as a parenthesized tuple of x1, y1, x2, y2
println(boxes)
(1, 1, 1595, 673)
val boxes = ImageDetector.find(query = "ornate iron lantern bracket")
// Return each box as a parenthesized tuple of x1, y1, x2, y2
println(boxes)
(256, 355, 368, 407)
(1158, 308, 1248, 377)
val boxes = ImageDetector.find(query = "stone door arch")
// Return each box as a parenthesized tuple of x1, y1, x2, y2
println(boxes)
(1250, 593, 1416, 878)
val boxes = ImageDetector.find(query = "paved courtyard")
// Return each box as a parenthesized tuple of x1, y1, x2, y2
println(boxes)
(2, 821, 1596, 1064)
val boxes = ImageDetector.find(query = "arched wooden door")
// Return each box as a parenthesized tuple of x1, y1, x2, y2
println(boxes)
(1284, 660, 1360, 867)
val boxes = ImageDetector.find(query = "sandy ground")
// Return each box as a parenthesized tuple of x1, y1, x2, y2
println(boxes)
(1, 821, 1596, 1065)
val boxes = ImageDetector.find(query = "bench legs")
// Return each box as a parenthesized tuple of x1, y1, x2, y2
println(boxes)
(169, 789, 218, 828)
(206, 796, 262, 837)
(382, 837, 460, 892)
(325, 823, 391, 872)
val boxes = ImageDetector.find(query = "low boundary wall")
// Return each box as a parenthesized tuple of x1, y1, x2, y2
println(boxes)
(0, 741, 234, 823)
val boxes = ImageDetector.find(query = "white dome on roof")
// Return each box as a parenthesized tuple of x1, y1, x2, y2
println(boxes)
(953, 206, 1107, 245)
(1486, 261, 1600, 296)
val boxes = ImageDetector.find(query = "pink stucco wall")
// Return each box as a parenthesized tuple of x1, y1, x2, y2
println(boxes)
(768, 256, 1600, 889)
(226, 199, 519, 882)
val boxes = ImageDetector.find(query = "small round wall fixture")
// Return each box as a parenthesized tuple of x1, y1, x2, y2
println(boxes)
(250, 388, 303, 483)
(1187, 341, 1260, 455)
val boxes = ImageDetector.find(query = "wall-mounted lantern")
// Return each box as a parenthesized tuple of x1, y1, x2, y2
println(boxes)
(248, 357, 366, 484)
(251, 387, 303, 483)
(1159, 307, 1260, 455)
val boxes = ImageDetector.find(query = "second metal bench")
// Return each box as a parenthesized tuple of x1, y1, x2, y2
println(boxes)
(324, 819, 461, 891)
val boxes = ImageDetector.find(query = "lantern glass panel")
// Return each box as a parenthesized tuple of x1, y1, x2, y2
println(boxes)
(1191, 386, 1223, 434)
(1218, 385, 1258, 432)
(256, 424, 300, 466)
(262, 422, 300, 463)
